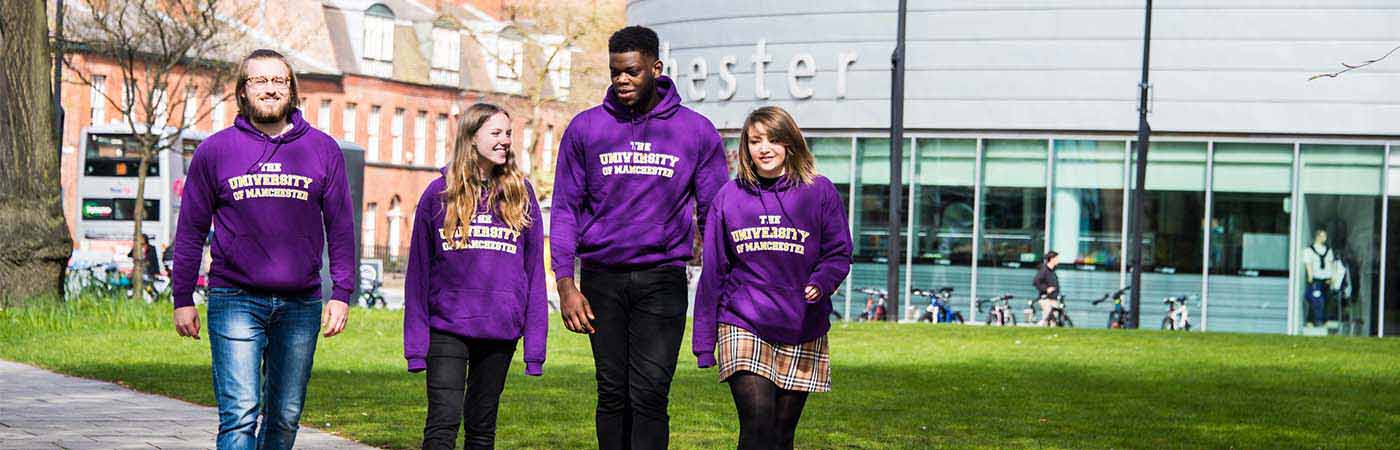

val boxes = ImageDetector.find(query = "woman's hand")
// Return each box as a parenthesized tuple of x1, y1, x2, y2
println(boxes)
(804, 285, 821, 303)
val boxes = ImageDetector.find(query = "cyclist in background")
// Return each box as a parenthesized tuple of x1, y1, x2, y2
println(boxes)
(1033, 251, 1061, 326)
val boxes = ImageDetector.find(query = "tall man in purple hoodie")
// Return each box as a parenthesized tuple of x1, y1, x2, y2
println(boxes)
(552, 26, 729, 450)
(170, 49, 355, 450)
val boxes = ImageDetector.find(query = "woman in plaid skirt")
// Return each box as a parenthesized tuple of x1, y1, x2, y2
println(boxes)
(693, 106, 853, 450)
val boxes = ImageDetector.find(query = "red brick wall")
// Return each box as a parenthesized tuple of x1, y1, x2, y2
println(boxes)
(58, 57, 576, 259)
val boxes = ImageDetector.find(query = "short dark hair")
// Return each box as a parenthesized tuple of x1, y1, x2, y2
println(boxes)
(1045, 251, 1060, 262)
(608, 26, 659, 59)
(235, 49, 299, 118)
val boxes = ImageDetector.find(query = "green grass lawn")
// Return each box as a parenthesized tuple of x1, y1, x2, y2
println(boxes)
(2, 296, 1398, 449)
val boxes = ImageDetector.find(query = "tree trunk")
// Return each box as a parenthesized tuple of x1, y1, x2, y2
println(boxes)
(130, 147, 150, 301)
(0, 1, 74, 306)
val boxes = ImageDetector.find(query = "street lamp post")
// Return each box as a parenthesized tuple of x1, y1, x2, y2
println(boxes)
(1128, 0, 1154, 328)
(886, 0, 908, 322)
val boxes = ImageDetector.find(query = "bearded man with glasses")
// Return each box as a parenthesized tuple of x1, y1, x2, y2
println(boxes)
(169, 49, 355, 450)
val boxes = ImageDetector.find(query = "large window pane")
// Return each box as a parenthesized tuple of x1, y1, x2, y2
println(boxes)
(850, 137, 911, 319)
(1050, 140, 1125, 326)
(809, 137, 854, 315)
(1128, 142, 1207, 330)
(911, 139, 976, 314)
(852, 137, 911, 263)
(977, 139, 1047, 307)
(1297, 144, 1383, 336)
(1208, 143, 1292, 333)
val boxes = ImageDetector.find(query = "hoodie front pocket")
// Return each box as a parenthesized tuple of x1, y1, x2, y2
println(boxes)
(429, 288, 524, 337)
(578, 220, 672, 264)
(732, 282, 806, 336)
(226, 233, 318, 290)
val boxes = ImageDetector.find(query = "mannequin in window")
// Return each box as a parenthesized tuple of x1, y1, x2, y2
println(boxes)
(1302, 228, 1337, 327)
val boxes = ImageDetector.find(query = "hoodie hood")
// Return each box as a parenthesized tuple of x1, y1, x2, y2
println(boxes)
(603, 75, 683, 122)
(234, 108, 312, 143)
(738, 173, 800, 194)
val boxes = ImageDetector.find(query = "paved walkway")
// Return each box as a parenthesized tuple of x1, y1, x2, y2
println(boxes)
(0, 360, 378, 450)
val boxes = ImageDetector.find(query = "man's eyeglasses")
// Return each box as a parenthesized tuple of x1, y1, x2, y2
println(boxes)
(246, 76, 291, 90)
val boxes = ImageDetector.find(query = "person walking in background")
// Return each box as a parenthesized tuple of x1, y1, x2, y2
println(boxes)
(128, 233, 160, 279)
(550, 25, 729, 450)
(1033, 251, 1061, 326)
(693, 106, 853, 450)
(169, 49, 355, 450)
(403, 103, 548, 450)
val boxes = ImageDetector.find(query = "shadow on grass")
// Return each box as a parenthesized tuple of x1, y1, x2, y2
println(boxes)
(44, 354, 1399, 450)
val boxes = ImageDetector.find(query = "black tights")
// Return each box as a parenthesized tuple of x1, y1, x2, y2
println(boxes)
(727, 372, 809, 450)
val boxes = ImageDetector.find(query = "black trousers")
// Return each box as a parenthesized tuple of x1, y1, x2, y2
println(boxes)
(423, 330, 517, 450)
(582, 265, 689, 450)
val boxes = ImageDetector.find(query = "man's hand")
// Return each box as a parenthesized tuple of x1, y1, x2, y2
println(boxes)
(1047, 286, 1056, 294)
(558, 278, 595, 334)
(804, 285, 821, 303)
(322, 300, 349, 337)
(174, 306, 200, 339)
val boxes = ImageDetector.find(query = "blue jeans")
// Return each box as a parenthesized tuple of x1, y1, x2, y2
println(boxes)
(207, 287, 322, 450)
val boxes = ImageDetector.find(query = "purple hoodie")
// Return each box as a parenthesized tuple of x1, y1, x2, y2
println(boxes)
(171, 109, 355, 308)
(550, 76, 729, 279)
(693, 176, 853, 368)
(403, 175, 547, 375)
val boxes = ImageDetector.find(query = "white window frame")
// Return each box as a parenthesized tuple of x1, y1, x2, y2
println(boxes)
(543, 125, 555, 169)
(387, 197, 403, 260)
(413, 111, 427, 165)
(435, 114, 448, 167)
(518, 127, 534, 173)
(343, 103, 357, 142)
(431, 28, 460, 71)
(548, 48, 572, 99)
(90, 75, 106, 125)
(496, 38, 523, 80)
(363, 202, 378, 257)
(182, 87, 198, 128)
(210, 95, 226, 130)
(367, 106, 382, 162)
(152, 88, 169, 128)
(391, 108, 405, 164)
(361, 6, 395, 77)
(318, 99, 332, 131)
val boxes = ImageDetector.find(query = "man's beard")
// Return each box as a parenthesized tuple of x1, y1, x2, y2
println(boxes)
(249, 96, 293, 124)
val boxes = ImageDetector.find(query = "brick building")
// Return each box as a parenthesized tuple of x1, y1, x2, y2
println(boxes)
(57, 0, 610, 270)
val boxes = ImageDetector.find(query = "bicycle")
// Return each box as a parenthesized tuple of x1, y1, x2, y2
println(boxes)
(857, 287, 887, 322)
(359, 279, 387, 309)
(132, 274, 171, 303)
(1031, 294, 1074, 328)
(978, 294, 1017, 326)
(1161, 294, 1195, 331)
(1092, 286, 1132, 329)
(65, 262, 126, 300)
(912, 287, 964, 324)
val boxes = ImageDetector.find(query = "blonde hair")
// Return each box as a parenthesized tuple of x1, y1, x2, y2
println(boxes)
(441, 103, 532, 235)
(736, 106, 817, 186)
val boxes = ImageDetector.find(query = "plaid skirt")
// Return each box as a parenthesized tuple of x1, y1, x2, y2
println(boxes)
(716, 323, 830, 392)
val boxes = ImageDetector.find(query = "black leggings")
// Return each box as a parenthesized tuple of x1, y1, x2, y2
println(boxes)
(727, 371, 809, 450)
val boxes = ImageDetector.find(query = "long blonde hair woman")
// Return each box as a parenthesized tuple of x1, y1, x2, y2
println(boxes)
(403, 103, 548, 449)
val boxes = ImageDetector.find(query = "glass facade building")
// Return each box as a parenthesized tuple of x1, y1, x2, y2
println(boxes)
(723, 134, 1398, 337)
(637, 1, 1400, 337)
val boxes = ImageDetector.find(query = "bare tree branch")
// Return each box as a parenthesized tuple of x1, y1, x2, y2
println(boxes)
(1309, 44, 1400, 81)
(58, 0, 286, 300)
